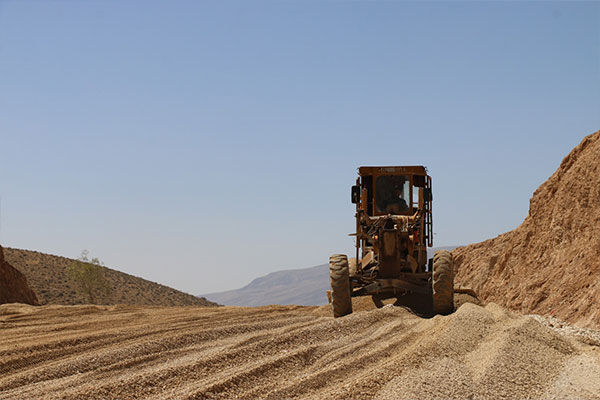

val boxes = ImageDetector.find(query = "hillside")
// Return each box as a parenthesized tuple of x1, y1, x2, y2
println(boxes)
(204, 246, 458, 306)
(454, 130, 600, 328)
(1, 299, 599, 399)
(3, 247, 218, 307)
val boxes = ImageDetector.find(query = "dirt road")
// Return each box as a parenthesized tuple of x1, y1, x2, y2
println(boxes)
(1, 301, 599, 399)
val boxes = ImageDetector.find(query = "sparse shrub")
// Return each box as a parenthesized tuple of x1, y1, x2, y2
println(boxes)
(66, 250, 111, 304)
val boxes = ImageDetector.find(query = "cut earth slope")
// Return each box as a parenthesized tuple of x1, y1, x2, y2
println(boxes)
(454, 130, 600, 328)
(0, 245, 38, 306)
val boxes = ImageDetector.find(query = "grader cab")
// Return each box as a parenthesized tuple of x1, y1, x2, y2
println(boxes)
(328, 166, 454, 317)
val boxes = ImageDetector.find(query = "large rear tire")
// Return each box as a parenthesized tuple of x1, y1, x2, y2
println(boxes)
(432, 250, 454, 315)
(329, 254, 353, 318)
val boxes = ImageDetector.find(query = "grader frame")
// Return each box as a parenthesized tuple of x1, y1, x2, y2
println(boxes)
(328, 166, 455, 317)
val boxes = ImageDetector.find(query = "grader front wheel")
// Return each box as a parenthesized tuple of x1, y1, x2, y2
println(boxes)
(432, 250, 455, 315)
(329, 254, 353, 318)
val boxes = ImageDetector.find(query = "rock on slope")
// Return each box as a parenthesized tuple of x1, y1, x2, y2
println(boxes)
(454, 130, 600, 328)
(4, 247, 217, 307)
(0, 246, 39, 305)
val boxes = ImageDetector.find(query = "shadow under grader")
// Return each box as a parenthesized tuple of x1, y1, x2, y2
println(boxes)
(370, 292, 481, 318)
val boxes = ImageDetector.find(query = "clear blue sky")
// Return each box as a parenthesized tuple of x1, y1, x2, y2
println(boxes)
(1, 1, 598, 295)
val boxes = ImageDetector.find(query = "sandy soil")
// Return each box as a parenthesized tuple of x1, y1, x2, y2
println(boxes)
(1, 300, 599, 400)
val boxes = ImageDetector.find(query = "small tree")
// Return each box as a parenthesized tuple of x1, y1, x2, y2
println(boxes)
(66, 250, 111, 304)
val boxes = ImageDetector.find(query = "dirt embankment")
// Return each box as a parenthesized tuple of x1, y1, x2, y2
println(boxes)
(3, 247, 217, 307)
(0, 246, 38, 306)
(454, 130, 600, 329)
(1, 299, 599, 400)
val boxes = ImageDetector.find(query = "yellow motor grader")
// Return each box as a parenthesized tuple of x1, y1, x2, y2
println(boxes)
(329, 166, 454, 317)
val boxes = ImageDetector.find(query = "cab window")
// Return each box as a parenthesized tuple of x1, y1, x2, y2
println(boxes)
(375, 175, 410, 214)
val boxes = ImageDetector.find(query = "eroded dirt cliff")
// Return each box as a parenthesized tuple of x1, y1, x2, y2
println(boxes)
(0, 245, 39, 305)
(454, 130, 600, 328)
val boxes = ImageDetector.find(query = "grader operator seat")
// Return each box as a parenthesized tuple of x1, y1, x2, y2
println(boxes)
(375, 175, 410, 215)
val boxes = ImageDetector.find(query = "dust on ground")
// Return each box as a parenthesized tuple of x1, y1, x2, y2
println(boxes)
(1, 299, 599, 400)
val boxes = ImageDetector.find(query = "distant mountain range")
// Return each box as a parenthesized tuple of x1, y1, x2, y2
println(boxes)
(202, 246, 459, 306)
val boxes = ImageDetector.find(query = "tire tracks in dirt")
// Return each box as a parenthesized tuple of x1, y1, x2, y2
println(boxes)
(1, 302, 599, 399)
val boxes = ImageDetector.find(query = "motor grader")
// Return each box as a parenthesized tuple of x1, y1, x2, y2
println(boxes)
(328, 166, 454, 317)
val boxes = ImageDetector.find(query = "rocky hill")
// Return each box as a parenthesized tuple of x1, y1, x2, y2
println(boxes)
(204, 247, 458, 306)
(0, 246, 39, 305)
(3, 247, 218, 307)
(454, 130, 600, 328)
